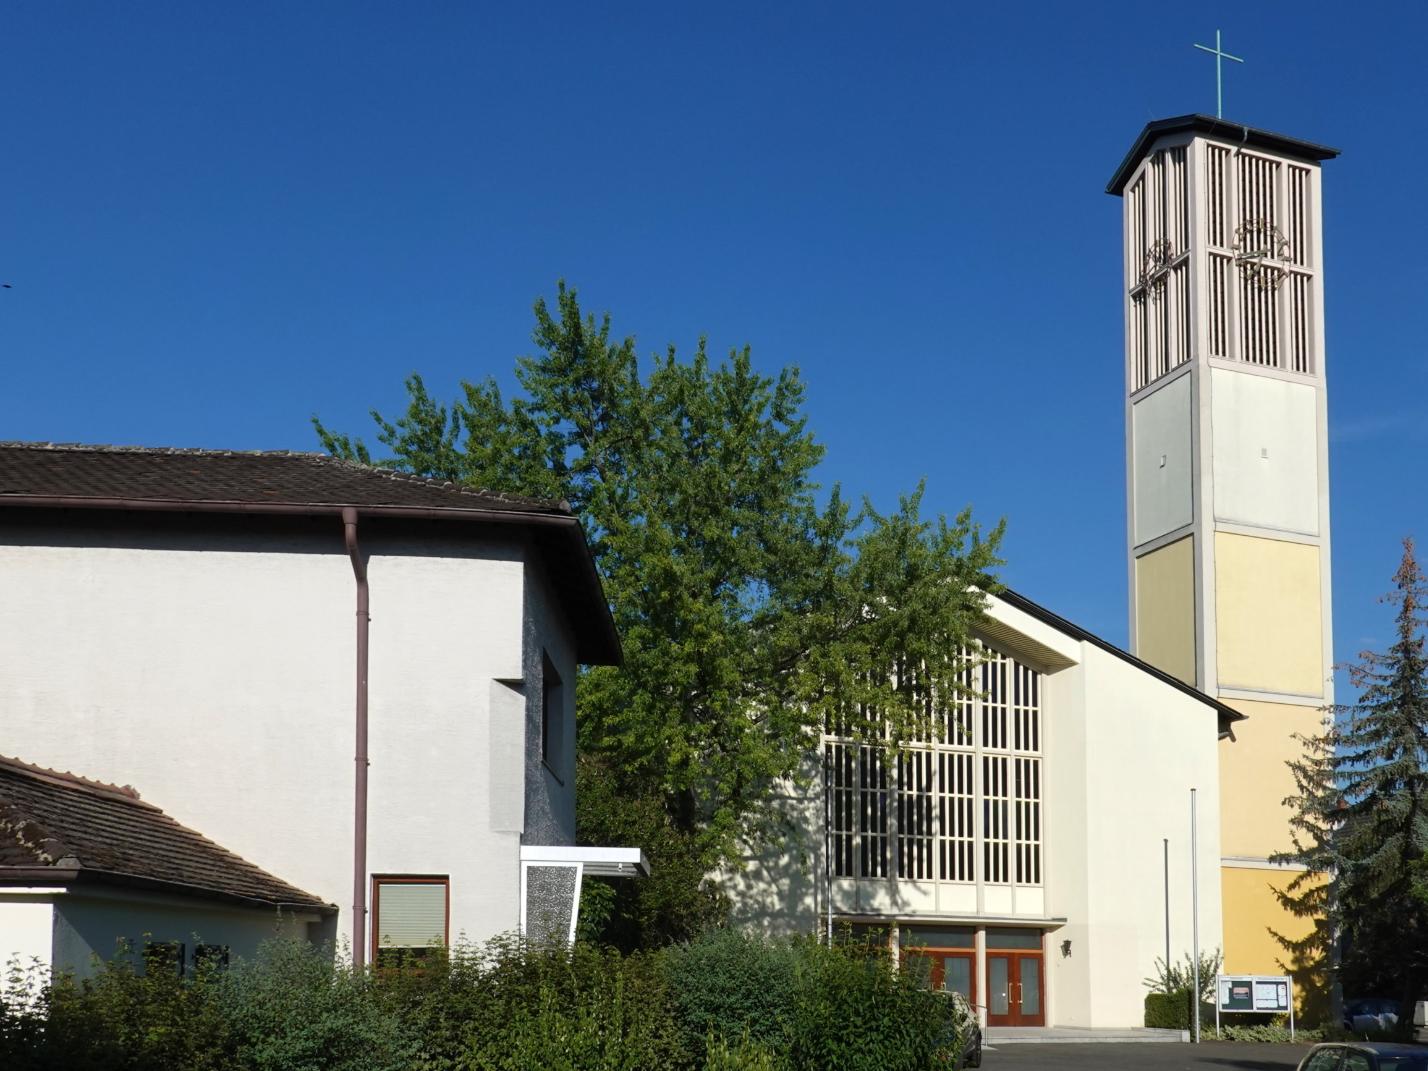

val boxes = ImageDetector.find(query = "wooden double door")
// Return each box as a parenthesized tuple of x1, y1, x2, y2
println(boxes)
(986, 951, 1044, 1027)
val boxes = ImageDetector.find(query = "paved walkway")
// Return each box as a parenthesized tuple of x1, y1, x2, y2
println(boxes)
(984, 1041, 1309, 1068)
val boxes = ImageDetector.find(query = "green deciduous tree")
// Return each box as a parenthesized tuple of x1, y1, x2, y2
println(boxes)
(1274, 537, 1428, 1022)
(315, 283, 1003, 945)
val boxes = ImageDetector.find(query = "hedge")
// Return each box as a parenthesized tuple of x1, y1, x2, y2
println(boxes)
(0, 930, 963, 1071)
(1144, 990, 1192, 1029)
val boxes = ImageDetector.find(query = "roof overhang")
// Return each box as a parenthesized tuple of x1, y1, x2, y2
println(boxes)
(520, 845, 649, 878)
(1107, 113, 1340, 196)
(995, 588, 1247, 736)
(0, 866, 338, 915)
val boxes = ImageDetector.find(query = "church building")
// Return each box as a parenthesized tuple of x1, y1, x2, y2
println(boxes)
(731, 112, 1339, 1031)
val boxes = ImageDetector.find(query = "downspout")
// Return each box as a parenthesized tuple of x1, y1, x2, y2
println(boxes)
(342, 507, 370, 970)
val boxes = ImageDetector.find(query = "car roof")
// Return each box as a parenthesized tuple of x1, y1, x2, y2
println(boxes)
(1333, 1043, 1428, 1054)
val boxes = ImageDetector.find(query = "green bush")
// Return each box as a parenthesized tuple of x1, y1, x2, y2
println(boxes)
(0, 932, 959, 1071)
(220, 939, 415, 1071)
(665, 929, 799, 1063)
(1144, 990, 1191, 1029)
(784, 940, 956, 1071)
(460, 940, 684, 1071)
(5, 943, 233, 1071)
(703, 1031, 780, 1071)
(1218, 1023, 1323, 1043)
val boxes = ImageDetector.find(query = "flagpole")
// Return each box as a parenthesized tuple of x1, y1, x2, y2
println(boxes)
(1191, 787, 1201, 1043)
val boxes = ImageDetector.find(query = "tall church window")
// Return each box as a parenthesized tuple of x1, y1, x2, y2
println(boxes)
(824, 644, 1043, 887)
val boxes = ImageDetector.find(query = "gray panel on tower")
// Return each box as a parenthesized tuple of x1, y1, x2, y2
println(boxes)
(1132, 373, 1193, 547)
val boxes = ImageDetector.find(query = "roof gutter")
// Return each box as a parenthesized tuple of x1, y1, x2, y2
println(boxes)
(342, 508, 370, 971)
(0, 494, 575, 524)
(0, 867, 338, 915)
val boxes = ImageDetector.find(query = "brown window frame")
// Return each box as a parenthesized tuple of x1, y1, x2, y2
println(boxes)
(370, 874, 450, 965)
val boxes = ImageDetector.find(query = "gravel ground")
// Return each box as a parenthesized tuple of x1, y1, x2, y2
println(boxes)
(981, 1041, 1310, 1069)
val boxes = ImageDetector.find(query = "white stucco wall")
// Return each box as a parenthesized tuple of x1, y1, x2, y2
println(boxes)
(1211, 368, 1319, 536)
(51, 887, 314, 977)
(0, 894, 55, 972)
(1054, 641, 1223, 1028)
(0, 519, 576, 951)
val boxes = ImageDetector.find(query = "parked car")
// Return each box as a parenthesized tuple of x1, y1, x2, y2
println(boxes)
(933, 992, 982, 1069)
(1345, 998, 1402, 1033)
(1297, 1042, 1428, 1070)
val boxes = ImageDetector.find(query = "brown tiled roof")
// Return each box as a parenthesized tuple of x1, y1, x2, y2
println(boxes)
(0, 754, 334, 913)
(0, 441, 621, 665)
(0, 442, 568, 515)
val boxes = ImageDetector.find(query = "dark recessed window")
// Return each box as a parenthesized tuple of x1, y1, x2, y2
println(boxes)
(542, 653, 564, 781)
(143, 940, 185, 977)
(193, 944, 230, 972)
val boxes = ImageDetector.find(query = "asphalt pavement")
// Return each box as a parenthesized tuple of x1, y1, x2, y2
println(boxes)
(983, 1041, 1308, 1069)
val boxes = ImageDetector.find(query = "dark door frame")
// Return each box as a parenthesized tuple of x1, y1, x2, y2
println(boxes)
(986, 950, 1045, 1027)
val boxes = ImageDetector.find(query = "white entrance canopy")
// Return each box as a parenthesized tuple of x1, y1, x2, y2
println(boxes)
(519, 845, 649, 878)
(518, 845, 648, 944)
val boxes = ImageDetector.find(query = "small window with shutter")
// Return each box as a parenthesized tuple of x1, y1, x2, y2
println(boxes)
(371, 875, 449, 966)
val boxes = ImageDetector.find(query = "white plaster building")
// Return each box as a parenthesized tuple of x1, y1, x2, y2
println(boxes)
(727, 589, 1238, 1030)
(0, 442, 630, 972)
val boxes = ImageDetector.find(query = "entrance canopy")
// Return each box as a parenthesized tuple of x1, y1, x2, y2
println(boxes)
(518, 845, 648, 944)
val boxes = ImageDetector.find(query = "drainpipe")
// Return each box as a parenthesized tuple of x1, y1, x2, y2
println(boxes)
(342, 507, 370, 970)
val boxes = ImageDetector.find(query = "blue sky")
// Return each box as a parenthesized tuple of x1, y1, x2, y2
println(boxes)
(3, 2, 1425, 683)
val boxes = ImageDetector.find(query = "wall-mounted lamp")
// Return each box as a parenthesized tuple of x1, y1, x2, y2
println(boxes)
(1061, 939, 1073, 958)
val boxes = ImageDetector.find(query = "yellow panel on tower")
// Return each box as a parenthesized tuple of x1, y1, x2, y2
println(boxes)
(1134, 536, 1195, 685)
(1214, 533, 1324, 696)
(1218, 699, 1322, 859)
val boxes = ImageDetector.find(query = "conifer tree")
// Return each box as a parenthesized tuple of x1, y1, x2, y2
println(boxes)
(1275, 538, 1428, 1020)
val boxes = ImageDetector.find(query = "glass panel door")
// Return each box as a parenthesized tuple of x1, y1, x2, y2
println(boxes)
(988, 955, 1010, 1019)
(941, 954, 973, 1001)
(1018, 955, 1041, 1019)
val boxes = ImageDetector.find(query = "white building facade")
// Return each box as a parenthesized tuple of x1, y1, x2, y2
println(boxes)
(0, 443, 623, 969)
(728, 590, 1234, 1029)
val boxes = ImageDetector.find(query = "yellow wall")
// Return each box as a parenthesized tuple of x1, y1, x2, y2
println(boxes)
(1218, 700, 1323, 858)
(1214, 533, 1324, 696)
(1221, 865, 1308, 973)
(1221, 865, 1325, 1017)
(1135, 536, 1196, 685)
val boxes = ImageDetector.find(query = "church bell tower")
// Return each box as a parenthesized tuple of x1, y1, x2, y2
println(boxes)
(1108, 115, 1339, 976)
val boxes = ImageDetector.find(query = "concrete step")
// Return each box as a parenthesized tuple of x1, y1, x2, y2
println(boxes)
(985, 1027, 1187, 1044)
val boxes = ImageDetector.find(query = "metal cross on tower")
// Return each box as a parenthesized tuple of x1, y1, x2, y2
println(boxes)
(1193, 29, 1244, 119)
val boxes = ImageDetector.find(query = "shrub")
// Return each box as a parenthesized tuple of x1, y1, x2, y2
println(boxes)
(219, 939, 415, 1071)
(5, 943, 233, 1071)
(1218, 1023, 1323, 1043)
(460, 940, 684, 1071)
(703, 1031, 779, 1071)
(1143, 950, 1222, 1005)
(1, 931, 959, 1070)
(665, 929, 799, 1063)
(1144, 990, 1191, 1029)
(784, 939, 955, 1071)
